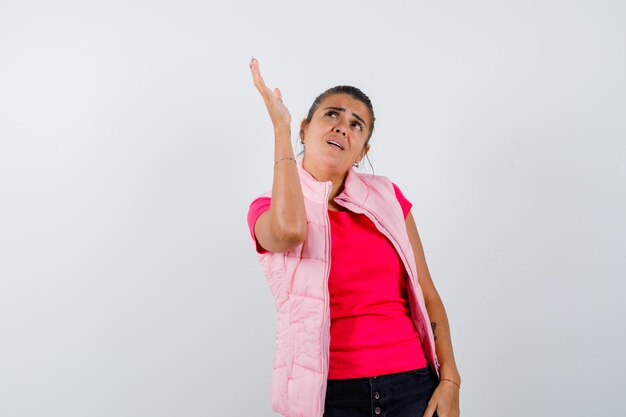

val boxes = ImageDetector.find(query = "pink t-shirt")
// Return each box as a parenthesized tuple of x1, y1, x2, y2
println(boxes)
(247, 183, 428, 379)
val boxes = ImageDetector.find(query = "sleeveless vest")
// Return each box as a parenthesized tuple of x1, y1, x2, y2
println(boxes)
(254, 162, 439, 417)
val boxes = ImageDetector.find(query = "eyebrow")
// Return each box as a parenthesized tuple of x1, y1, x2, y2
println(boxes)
(323, 107, 367, 128)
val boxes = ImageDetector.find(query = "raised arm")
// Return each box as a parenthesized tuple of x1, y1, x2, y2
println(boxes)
(249, 58, 307, 252)
(405, 212, 461, 417)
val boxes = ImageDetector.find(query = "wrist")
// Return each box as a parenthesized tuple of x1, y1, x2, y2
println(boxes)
(273, 124, 291, 135)
(439, 365, 461, 385)
(274, 157, 296, 168)
(440, 378, 461, 389)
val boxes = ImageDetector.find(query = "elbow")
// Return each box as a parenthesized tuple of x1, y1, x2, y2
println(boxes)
(271, 221, 308, 248)
(284, 230, 307, 248)
(282, 225, 308, 247)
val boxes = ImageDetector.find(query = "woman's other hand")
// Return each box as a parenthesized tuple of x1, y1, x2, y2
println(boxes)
(249, 57, 291, 128)
(422, 379, 460, 417)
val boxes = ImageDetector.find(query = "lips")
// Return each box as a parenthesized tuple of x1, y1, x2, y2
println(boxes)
(326, 138, 344, 150)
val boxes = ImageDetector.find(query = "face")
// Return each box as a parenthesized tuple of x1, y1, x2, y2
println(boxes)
(301, 93, 372, 181)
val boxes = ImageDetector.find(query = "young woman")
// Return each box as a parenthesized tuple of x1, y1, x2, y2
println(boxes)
(247, 58, 461, 417)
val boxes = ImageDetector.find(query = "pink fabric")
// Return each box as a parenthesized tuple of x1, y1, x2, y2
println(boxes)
(247, 184, 428, 379)
(247, 184, 410, 254)
(247, 197, 271, 254)
(249, 161, 440, 417)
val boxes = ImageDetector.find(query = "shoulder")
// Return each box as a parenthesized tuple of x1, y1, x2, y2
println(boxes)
(355, 172, 409, 200)
(390, 182, 412, 218)
(355, 172, 394, 190)
(355, 173, 412, 218)
(247, 191, 272, 228)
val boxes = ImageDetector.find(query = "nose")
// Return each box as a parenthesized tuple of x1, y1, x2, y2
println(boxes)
(335, 127, 346, 137)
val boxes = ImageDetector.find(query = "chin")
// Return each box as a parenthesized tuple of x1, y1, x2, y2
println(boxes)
(305, 154, 350, 174)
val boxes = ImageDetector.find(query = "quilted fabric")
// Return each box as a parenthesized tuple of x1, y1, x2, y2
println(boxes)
(253, 162, 439, 417)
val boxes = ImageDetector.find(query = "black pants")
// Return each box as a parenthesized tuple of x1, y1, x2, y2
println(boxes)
(323, 367, 439, 417)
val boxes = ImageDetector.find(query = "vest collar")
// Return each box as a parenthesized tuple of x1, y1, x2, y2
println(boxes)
(296, 159, 369, 206)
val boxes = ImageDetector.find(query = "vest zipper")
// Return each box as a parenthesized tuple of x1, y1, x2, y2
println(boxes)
(319, 182, 332, 417)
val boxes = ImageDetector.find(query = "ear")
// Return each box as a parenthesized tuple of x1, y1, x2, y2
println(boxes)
(355, 144, 370, 166)
(299, 118, 308, 142)
(361, 143, 370, 159)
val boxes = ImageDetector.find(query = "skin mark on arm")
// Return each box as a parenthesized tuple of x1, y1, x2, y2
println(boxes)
(431, 322, 437, 340)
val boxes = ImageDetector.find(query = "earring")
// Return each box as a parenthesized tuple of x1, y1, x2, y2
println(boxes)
(353, 161, 359, 168)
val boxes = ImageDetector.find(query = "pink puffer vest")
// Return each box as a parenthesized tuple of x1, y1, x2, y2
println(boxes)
(254, 161, 440, 417)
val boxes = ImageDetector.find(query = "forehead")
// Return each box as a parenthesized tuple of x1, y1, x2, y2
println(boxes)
(317, 94, 372, 124)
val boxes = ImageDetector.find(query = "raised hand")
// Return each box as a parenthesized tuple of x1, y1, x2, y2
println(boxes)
(249, 57, 291, 128)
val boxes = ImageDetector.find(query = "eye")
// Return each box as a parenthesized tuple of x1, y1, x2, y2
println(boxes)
(325, 110, 339, 118)
(351, 121, 363, 131)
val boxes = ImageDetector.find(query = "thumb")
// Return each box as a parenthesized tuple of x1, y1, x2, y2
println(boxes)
(273, 87, 283, 101)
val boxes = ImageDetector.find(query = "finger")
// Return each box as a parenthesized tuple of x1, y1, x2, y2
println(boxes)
(422, 401, 437, 417)
(249, 58, 273, 100)
(249, 58, 266, 88)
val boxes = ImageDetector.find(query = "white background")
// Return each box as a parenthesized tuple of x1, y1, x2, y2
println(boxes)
(1, 1, 625, 416)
